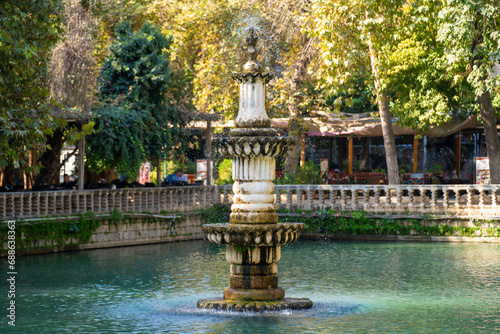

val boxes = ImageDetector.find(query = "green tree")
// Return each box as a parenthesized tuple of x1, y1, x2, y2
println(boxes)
(309, 0, 419, 184)
(386, 1, 460, 131)
(0, 0, 64, 184)
(87, 22, 185, 177)
(438, 0, 500, 183)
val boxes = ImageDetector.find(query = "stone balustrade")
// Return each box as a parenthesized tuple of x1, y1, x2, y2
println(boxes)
(219, 184, 500, 216)
(2, 184, 500, 219)
(0, 186, 218, 219)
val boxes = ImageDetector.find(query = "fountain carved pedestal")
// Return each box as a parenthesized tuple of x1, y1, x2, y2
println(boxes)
(197, 29, 312, 312)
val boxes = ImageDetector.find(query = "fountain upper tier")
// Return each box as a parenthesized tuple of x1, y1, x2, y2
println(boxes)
(230, 27, 274, 130)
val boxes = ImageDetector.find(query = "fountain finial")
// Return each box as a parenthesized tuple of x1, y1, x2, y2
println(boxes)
(243, 28, 263, 75)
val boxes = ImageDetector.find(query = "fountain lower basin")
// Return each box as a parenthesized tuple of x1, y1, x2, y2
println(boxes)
(199, 222, 312, 311)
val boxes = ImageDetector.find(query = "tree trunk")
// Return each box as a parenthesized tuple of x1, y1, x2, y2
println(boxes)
(206, 119, 212, 186)
(359, 137, 371, 170)
(284, 117, 302, 175)
(34, 127, 65, 186)
(367, 36, 399, 184)
(378, 91, 400, 184)
(1, 163, 14, 187)
(284, 38, 311, 175)
(478, 92, 500, 184)
(470, 18, 500, 184)
(156, 159, 161, 186)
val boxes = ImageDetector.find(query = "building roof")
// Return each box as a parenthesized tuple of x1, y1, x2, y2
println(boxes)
(187, 113, 491, 137)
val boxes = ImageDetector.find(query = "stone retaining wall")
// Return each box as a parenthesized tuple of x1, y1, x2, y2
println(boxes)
(1, 213, 205, 256)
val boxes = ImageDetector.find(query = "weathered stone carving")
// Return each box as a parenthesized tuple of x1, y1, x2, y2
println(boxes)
(198, 28, 311, 311)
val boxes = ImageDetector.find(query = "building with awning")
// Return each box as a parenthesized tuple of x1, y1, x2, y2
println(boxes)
(186, 112, 497, 183)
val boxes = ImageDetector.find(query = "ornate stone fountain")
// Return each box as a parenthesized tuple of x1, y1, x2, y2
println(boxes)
(197, 29, 312, 312)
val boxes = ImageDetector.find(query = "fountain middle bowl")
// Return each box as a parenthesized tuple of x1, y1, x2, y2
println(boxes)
(202, 222, 305, 246)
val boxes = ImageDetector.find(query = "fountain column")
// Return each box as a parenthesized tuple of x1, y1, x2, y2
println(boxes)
(198, 29, 312, 311)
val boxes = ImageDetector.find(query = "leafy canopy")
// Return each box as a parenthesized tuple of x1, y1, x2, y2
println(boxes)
(87, 22, 185, 177)
(0, 0, 64, 169)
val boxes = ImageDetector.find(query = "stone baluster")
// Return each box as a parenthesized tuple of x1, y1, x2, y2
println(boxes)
(13, 194, 20, 218)
(158, 188, 164, 211)
(47, 192, 55, 215)
(395, 186, 402, 212)
(57, 192, 64, 213)
(62, 191, 70, 215)
(340, 188, 347, 211)
(154, 188, 159, 211)
(121, 189, 128, 212)
(33, 192, 40, 217)
(329, 188, 334, 210)
(74, 191, 80, 214)
(38, 193, 45, 216)
(408, 186, 415, 213)
(307, 186, 314, 210)
(223, 186, 229, 205)
(318, 187, 324, 209)
(418, 186, 424, 210)
(0, 195, 5, 218)
(104, 190, 111, 213)
(363, 186, 370, 211)
(479, 187, 485, 208)
(286, 187, 293, 210)
(203, 186, 209, 208)
(455, 187, 461, 210)
(430, 187, 437, 212)
(86, 191, 92, 214)
(96, 190, 103, 213)
(384, 187, 391, 212)
(147, 189, 152, 212)
(443, 186, 449, 213)
(22, 194, 29, 218)
(467, 188, 472, 207)
(187, 187, 193, 210)
(4, 195, 11, 218)
(352, 186, 360, 211)
(373, 188, 380, 212)
(275, 186, 282, 208)
(296, 186, 302, 209)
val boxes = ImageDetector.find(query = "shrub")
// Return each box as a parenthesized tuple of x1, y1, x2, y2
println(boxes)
(217, 159, 233, 185)
(295, 161, 322, 184)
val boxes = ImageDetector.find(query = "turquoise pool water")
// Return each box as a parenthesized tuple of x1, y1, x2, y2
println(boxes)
(2, 240, 499, 333)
